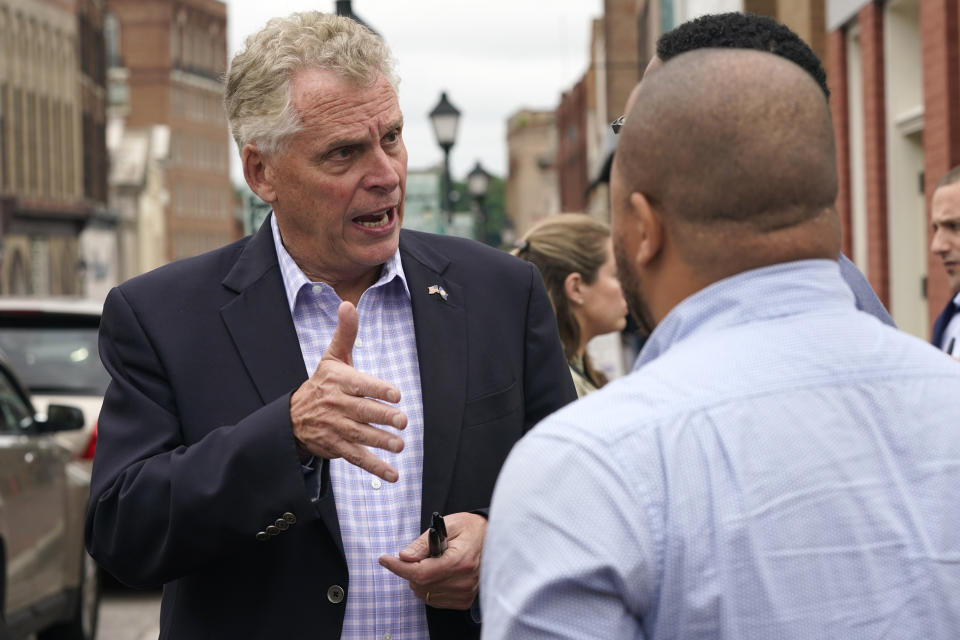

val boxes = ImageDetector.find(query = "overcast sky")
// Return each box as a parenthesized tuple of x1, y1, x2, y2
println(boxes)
(225, 0, 602, 184)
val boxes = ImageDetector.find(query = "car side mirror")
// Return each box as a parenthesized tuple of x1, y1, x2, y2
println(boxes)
(36, 404, 85, 433)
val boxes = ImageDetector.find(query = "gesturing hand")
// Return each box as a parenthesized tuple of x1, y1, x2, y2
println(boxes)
(290, 301, 408, 482)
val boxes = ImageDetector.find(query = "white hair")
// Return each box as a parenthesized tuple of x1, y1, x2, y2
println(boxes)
(224, 12, 398, 155)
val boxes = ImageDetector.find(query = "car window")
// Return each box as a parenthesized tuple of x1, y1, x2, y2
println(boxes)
(0, 326, 109, 396)
(0, 368, 33, 434)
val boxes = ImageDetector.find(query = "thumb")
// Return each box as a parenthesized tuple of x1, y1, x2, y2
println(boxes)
(398, 529, 432, 562)
(323, 301, 359, 366)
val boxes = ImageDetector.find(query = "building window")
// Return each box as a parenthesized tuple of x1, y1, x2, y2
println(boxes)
(12, 86, 21, 191)
(27, 91, 36, 193)
(39, 95, 49, 195)
(0, 82, 7, 191)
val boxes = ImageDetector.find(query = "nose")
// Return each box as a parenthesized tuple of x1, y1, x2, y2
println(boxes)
(362, 146, 402, 193)
(931, 227, 948, 255)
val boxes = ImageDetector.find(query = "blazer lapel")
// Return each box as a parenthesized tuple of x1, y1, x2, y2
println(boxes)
(400, 231, 469, 531)
(220, 217, 307, 402)
(932, 299, 958, 347)
(219, 216, 344, 555)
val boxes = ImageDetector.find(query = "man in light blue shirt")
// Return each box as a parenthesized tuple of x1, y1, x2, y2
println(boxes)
(481, 49, 960, 639)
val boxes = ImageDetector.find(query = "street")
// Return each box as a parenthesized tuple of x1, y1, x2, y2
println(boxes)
(96, 586, 161, 640)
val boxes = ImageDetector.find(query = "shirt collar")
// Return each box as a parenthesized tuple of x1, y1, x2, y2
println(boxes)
(270, 213, 410, 314)
(634, 259, 855, 371)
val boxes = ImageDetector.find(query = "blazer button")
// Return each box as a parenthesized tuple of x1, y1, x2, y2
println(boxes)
(255, 531, 269, 542)
(327, 585, 345, 604)
(282, 512, 297, 524)
(275, 518, 289, 530)
(266, 525, 280, 536)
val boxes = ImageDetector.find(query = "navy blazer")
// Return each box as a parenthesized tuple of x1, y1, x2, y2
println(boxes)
(85, 220, 576, 639)
(932, 296, 959, 349)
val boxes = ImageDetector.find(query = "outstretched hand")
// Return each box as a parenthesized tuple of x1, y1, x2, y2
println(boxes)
(290, 301, 408, 482)
(378, 512, 488, 610)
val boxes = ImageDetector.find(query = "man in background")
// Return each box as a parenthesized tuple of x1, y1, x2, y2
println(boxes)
(481, 48, 960, 639)
(930, 166, 960, 355)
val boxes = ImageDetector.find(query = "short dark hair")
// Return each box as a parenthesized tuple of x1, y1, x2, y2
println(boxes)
(656, 12, 829, 99)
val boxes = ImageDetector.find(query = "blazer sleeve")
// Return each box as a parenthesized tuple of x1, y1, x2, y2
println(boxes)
(84, 287, 318, 588)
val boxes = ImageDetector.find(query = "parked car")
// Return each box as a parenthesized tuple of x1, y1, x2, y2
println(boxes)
(0, 353, 99, 640)
(0, 299, 106, 462)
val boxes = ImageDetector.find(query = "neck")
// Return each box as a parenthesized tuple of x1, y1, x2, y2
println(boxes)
(575, 339, 588, 360)
(298, 262, 381, 306)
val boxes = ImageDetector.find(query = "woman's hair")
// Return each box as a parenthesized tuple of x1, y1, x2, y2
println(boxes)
(513, 213, 612, 387)
(224, 12, 398, 155)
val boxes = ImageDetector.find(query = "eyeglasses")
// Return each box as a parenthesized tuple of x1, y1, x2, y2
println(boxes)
(611, 115, 625, 134)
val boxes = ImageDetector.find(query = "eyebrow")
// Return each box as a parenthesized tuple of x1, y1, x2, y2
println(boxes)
(318, 117, 405, 156)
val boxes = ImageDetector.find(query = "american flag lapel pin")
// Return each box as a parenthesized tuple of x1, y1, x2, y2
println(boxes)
(427, 284, 448, 301)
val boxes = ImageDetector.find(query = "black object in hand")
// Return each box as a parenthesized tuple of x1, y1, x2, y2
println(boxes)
(428, 512, 448, 557)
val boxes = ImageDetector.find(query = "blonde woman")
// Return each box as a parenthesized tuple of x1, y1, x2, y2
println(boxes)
(514, 214, 628, 396)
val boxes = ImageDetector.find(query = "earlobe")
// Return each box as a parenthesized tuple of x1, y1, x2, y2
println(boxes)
(630, 192, 664, 266)
(242, 144, 277, 203)
(563, 272, 584, 304)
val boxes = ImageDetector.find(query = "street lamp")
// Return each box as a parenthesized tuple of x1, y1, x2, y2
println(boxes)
(429, 91, 461, 224)
(467, 160, 491, 241)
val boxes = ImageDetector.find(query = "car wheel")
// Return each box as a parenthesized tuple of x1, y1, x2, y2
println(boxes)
(37, 551, 100, 640)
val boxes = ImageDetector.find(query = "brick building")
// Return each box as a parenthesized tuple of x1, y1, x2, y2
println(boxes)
(556, 0, 642, 220)
(505, 110, 559, 235)
(108, 0, 238, 277)
(827, 0, 955, 338)
(0, 0, 108, 296)
(556, 77, 589, 213)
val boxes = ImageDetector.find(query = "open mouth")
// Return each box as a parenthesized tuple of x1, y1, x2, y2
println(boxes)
(353, 207, 395, 229)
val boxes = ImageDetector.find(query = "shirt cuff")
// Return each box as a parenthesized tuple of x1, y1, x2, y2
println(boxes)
(301, 456, 323, 503)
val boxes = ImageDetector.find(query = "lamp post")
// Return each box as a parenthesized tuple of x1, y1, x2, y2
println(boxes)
(429, 91, 461, 225)
(467, 160, 491, 242)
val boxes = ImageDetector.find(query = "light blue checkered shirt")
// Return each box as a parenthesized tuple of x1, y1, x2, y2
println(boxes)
(272, 216, 428, 640)
(482, 259, 960, 639)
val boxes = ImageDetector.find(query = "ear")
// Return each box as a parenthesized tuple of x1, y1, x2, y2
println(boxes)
(629, 191, 664, 267)
(563, 272, 584, 304)
(242, 143, 277, 203)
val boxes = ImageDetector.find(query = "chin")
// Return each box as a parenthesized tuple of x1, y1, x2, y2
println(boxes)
(359, 238, 400, 266)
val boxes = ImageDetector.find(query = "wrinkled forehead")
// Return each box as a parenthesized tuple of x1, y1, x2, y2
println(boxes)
(292, 69, 400, 127)
(933, 182, 960, 217)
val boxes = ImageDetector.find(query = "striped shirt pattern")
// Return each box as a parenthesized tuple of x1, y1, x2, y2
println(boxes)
(272, 216, 428, 640)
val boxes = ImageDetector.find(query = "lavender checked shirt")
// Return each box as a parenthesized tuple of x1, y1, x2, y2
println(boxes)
(272, 216, 428, 640)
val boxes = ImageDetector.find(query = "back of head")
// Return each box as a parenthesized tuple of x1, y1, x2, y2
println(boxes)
(657, 12, 829, 99)
(514, 214, 610, 360)
(225, 12, 396, 155)
(616, 49, 839, 273)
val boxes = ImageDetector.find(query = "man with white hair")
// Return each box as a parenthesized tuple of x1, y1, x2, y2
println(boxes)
(85, 12, 575, 639)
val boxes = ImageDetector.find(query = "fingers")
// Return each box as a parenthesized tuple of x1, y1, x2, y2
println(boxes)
(350, 395, 407, 430)
(340, 442, 400, 483)
(378, 551, 477, 610)
(331, 365, 401, 405)
(337, 417, 405, 454)
(291, 301, 409, 480)
(323, 301, 359, 366)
